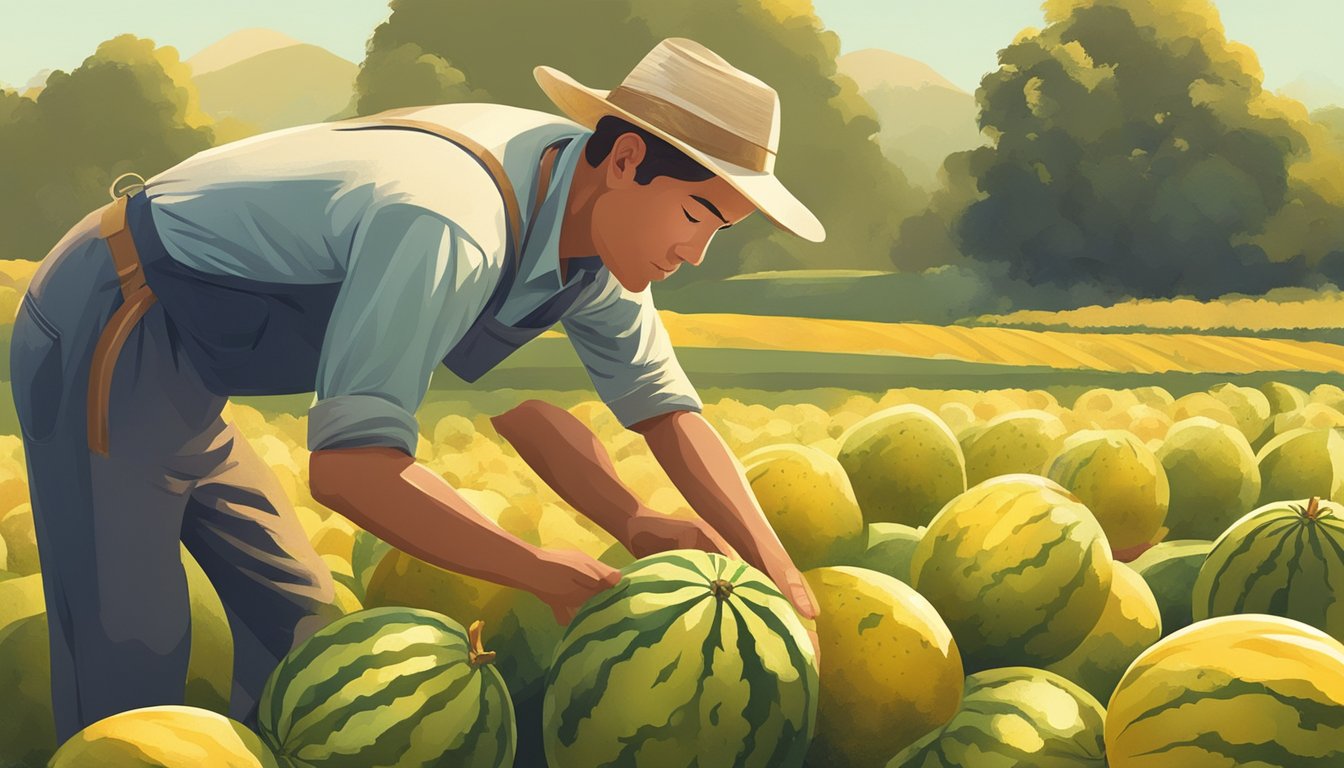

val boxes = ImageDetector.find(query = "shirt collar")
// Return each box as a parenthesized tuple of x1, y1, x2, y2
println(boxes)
(517, 131, 606, 290)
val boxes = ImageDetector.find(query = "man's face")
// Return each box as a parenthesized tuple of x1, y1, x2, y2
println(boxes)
(591, 133, 756, 292)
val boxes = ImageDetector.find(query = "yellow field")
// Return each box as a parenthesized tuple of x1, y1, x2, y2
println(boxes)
(972, 289, 1344, 331)
(545, 311, 1344, 375)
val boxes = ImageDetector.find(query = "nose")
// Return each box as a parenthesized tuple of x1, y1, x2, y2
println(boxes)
(674, 241, 708, 267)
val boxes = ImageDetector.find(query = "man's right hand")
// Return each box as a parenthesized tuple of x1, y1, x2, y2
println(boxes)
(536, 549, 623, 625)
(311, 446, 622, 627)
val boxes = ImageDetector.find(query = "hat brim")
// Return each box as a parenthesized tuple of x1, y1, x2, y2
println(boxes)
(534, 65, 826, 243)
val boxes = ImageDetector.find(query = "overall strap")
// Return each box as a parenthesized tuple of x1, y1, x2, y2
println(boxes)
(333, 108, 562, 268)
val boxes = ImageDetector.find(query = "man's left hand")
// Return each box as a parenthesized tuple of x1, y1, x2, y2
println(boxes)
(750, 543, 819, 621)
(623, 509, 740, 560)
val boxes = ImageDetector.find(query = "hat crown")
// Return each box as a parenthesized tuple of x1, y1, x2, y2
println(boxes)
(531, 37, 827, 242)
(612, 38, 781, 161)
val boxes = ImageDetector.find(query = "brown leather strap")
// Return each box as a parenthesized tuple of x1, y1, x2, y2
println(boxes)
(98, 195, 150, 301)
(531, 143, 561, 227)
(90, 192, 162, 456)
(87, 284, 157, 456)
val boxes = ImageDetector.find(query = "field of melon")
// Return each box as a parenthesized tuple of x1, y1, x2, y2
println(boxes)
(2, 260, 1344, 765)
(2, 378, 1343, 766)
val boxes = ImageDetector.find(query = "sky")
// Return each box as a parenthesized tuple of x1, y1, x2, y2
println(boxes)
(2, 0, 1340, 99)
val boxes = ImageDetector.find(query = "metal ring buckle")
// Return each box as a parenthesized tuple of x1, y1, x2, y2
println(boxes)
(107, 172, 147, 201)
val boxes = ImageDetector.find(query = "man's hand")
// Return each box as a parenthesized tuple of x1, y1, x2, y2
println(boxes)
(751, 543, 819, 622)
(493, 400, 739, 563)
(534, 549, 623, 625)
(624, 509, 740, 559)
(309, 446, 620, 625)
(634, 410, 821, 621)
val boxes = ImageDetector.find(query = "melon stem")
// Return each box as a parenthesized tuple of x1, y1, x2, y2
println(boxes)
(710, 579, 734, 600)
(1305, 496, 1320, 521)
(468, 619, 496, 667)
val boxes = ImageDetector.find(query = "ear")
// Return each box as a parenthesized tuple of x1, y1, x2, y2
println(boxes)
(605, 132, 647, 188)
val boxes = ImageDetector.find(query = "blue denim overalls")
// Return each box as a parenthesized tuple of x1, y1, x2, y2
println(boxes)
(9, 121, 596, 742)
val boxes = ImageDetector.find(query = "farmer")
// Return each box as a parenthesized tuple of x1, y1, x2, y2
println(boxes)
(11, 36, 825, 741)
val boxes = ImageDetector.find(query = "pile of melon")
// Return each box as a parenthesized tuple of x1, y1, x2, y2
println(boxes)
(1, 381, 1343, 766)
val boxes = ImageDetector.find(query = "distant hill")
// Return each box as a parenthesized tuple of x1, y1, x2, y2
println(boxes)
(194, 43, 358, 133)
(18, 68, 53, 99)
(1280, 72, 1344, 111)
(1313, 106, 1344, 153)
(839, 48, 965, 93)
(838, 49, 986, 192)
(186, 28, 302, 77)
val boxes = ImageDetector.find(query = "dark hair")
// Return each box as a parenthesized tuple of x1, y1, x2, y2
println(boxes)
(583, 115, 717, 185)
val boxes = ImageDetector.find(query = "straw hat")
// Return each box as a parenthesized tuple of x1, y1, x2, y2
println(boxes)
(534, 37, 825, 243)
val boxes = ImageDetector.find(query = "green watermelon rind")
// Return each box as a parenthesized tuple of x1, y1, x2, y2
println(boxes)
(1105, 613, 1344, 765)
(884, 666, 1107, 767)
(543, 549, 818, 768)
(257, 606, 515, 768)
(911, 477, 1113, 672)
(1192, 498, 1344, 643)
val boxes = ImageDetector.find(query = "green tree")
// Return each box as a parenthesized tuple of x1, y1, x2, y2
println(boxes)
(908, 0, 1344, 300)
(0, 35, 214, 260)
(355, 0, 924, 281)
(354, 42, 487, 116)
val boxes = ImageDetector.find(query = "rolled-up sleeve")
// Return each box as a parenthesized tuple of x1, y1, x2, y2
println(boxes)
(560, 278, 703, 430)
(308, 202, 495, 454)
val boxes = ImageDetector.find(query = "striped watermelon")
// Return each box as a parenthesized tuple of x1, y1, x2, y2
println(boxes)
(803, 566, 963, 766)
(911, 474, 1113, 672)
(544, 550, 818, 767)
(886, 667, 1106, 767)
(1192, 496, 1344, 643)
(364, 548, 562, 716)
(257, 607, 515, 768)
(1046, 561, 1162, 705)
(1105, 614, 1344, 766)
(1130, 539, 1213, 637)
(49, 705, 278, 767)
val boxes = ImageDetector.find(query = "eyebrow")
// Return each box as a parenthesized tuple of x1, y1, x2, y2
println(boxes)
(689, 195, 730, 226)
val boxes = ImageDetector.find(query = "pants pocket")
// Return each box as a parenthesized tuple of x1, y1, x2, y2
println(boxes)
(11, 294, 66, 444)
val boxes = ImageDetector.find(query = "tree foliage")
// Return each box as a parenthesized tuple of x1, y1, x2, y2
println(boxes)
(0, 35, 215, 260)
(355, 0, 925, 281)
(912, 0, 1344, 299)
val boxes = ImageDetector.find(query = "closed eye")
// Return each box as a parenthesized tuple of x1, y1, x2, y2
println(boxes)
(682, 207, 700, 224)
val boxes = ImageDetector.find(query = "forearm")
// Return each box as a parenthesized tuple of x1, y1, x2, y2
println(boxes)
(309, 446, 562, 594)
(639, 410, 784, 564)
(491, 400, 648, 539)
